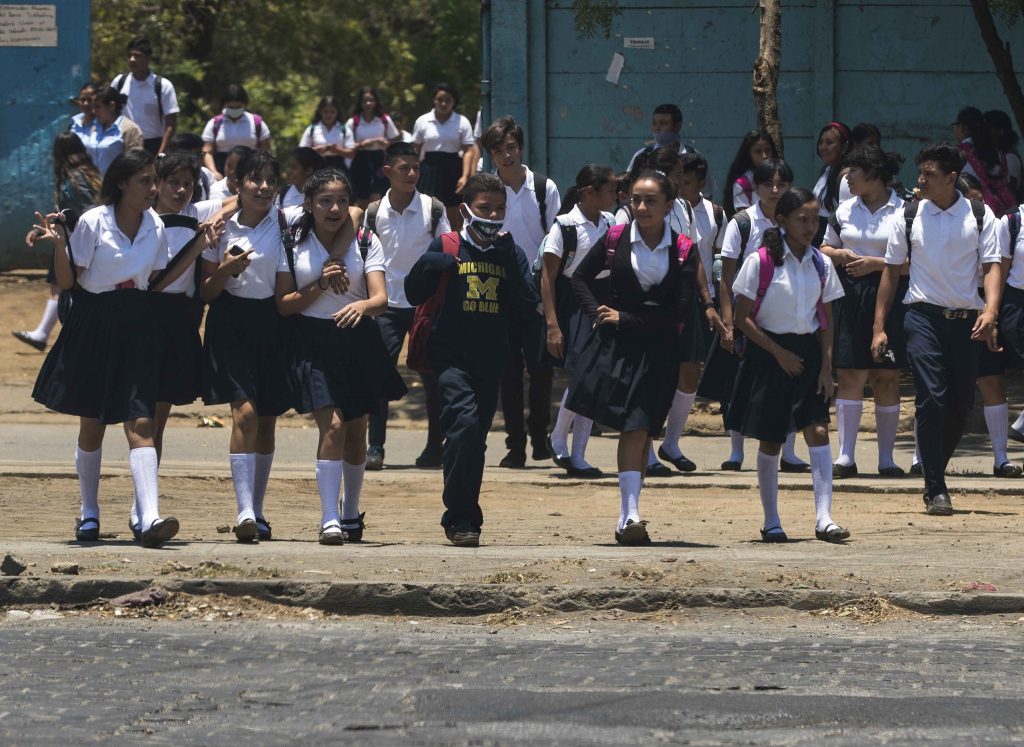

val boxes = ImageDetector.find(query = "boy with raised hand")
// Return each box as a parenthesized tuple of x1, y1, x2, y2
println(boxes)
(365, 142, 450, 470)
(405, 174, 538, 547)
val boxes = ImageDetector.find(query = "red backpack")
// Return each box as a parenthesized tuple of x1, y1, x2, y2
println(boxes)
(960, 142, 1017, 217)
(406, 231, 461, 374)
(604, 222, 696, 268)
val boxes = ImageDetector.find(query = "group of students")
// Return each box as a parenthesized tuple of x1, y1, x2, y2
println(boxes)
(17, 37, 1024, 548)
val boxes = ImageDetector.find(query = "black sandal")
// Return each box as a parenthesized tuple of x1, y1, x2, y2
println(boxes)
(759, 525, 788, 543)
(75, 517, 100, 542)
(255, 516, 272, 541)
(140, 517, 180, 548)
(341, 512, 366, 542)
(615, 519, 651, 546)
(814, 523, 850, 543)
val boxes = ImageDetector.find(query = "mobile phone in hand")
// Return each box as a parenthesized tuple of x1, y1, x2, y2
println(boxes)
(228, 245, 245, 277)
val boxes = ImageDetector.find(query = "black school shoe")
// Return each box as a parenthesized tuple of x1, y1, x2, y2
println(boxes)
(878, 465, 906, 478)
(415, 443, 444, 469)
(445, 523, 480, 547)
(499, 450, 527, 469)
(923, 493, 953, 516)
(546, 435, 571, 469)
(531, 441, 551, 462)
(909, 462, 922, 476)
(341, 512, 366, 542)
(720, 460, 742, 471)
(12, 331, 46, 351)
(1009, 426, 1024, 444)
(140, 517, 179, 548)
(646, 461, 673, 478)
(832, 462, 858, 479)
(993, 462, 1023, 478)
(657, 446, 696, 472)
(365, 445, 384, 471)
(75, 517, 100, 542)
(759, 525, 788, 543)
(255, 516, 272, 540)
(815, 523, 850, 543)
(780, 459, 810, 474)
(566, 465, 604, 479)
(615, 519, 651, 546)
(129, 520, 141, 543)
(233, 518, 258, 542)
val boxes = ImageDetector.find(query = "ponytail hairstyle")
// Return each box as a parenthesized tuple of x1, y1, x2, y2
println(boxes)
(843, 145, 904, 187)
(294, 167, 353, 243)
(558, 163, 614, 215)
(761, 187, 818, 267)
(723, 129, 778, 214)
(956, 172, 984, 201)
(52, 132, 101, 207)
(100, 148, 155, 206)
(956, 106, 1001, 175)
(985, 109, 1019, 153)
(632, 168, 677, 203)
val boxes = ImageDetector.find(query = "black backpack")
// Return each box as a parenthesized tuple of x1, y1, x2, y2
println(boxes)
(359, 195, 445, 259)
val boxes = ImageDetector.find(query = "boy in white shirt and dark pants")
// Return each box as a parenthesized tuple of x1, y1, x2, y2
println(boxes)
(112, 36, 179, 155)
(481, 116, 561, 467)
(365, 143, 451, 469)
(873, 143, 1002, 516)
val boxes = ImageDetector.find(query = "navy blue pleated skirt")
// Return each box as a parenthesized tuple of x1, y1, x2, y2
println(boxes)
(154, 292, 202, 405)
(833, 270, 908, 370)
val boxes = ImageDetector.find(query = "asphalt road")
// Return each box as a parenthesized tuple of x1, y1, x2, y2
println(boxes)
(2, 618, 1023, 745)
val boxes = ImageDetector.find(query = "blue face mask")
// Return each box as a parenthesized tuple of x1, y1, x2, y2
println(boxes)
(653, 130, 677, 147)
(462, 206, 504, 242)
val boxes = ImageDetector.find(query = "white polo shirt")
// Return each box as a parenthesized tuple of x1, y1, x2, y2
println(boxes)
(732, 170, 757, 212)
(1001, 206, 1024, 290)
(162, 198, 224, 295)
(113, 72, 179, 140)
(371, 190, 452, 308)
(885, 195, 1001, 310)
(691, 198, 724, 297)
(501, 166, 561, 266)
(203, 207, 286, 300)
(412, 111, 475, 155)
(280, 229, 386, 319)
(201, 112, 272, 153)
(813, 166, 832, 218)
(733, 239, 844, 334)
(299, 121, 345, 150)
(822, 191, 905, 259)
(541, 205, 612, 278)
(344, 115, 400, 152)
(70, 206, 168, 293)
(277, 186, 303, 209)
(209, 178, 233, 200)
(720, 202, 774, 262)
(629, 221, 672, 292)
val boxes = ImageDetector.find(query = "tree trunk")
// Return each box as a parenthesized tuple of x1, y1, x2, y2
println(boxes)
(752, 0, 784, 157)
(970, 0, 1024, 138)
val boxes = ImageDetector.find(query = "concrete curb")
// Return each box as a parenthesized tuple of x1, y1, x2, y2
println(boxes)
(3, 576, 1023, 616)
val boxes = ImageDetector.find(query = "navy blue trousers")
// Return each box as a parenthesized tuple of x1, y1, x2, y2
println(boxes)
(500, 313, 554, 452)
(904, 306, 981, 498)
(438, 364, 501, 530)
(368, 307, 442, 449)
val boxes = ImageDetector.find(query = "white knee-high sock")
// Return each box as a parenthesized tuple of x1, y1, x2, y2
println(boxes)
(809, 444, 834, 531)
(782, 431, 805, 464)
(570, 414, 594, 469)
(661, 389, 696, 460)
(875, 404, 900, 469)
(30, 299, 59, 341)
(129, 447, 160, 531)
(341, 459, 365, 523)
(834, 399, 863, 467)
(985, 403, 1010, 466)
(617, 470, 642, 531)
(1013, 409, 1024, 433)
(756, 450, 780, 530)
(647, 443, 659, 467)
(728, 430, 745, 463)
(550, 390, 573, 459)
(253, 451, 274, 518)
(230, 453, 256, 525)
(75, 446, 102, 521)
(315, 459, 342, 527)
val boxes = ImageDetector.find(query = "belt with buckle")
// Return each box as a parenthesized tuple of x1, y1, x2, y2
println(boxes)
(910, 302, 977, 320)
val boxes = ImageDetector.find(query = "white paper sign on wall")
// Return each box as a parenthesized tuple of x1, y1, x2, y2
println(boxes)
(623, 37, 655, 50)
(0, 4, 57, 47)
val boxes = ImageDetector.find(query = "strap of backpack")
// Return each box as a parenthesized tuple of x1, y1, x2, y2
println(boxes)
(212, 114, 223, 141)
(712, 204, 725, 237)
(253, 114, 264, 141)
(811, 247, 829, 330)
(734, 213, 752, 263)
(750, 246, 775, 321)
(1010, 209, 1022, 257)
(364, 199, 381, 235)
(114, 73, 128, 94)
(429, 197, 445, 236)
(357, 226, 374, 260)
(827, 210, 842, 242)
(904, 201, 919, 262)
(278, 208, 297, 279)
(736, 175, 754, 202)
(154, 75, 164, 122)
(605, 223, 627, 268)
(432, 231, 461, 304)
(971, 198, 986, 238)
(676, 233, 696, 265)
(148, 213, 202, 290)
(556, 218, 577, 275)
(534, 172, 549, 237)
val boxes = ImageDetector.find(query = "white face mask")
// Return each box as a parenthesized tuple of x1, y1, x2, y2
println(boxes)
(224, 106, 245, 119)
(461, 205, 504, 242)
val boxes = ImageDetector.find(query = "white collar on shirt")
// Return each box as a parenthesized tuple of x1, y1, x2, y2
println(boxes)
(752, 201, 773, 225)
(228, 207, 275, 231)
(382, 189, 423, 216)
(567, 204, 606, 230)
(853, 189, 900, 214)
(629, 220, 672, 251)
(921, 194, 968, 217)
(100, 204, 159, 240)
(426, 110, 457, 126)
(781, 234, 816, 263)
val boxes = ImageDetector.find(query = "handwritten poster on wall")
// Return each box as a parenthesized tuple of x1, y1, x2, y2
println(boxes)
(0, 5, 57, 47)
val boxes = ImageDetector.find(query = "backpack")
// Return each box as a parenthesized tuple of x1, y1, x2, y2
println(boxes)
(533, 172, 552, 237)
(735, 175, 754, 208)
(114, 72, 164, 122)
(903, 198, 985, 260)
(749, 245, 828, 330)
(1007, 207, 1022, 257)
(360, 195, 445, 258)
(351, 113, 392, 138)
(709, 202, 725, 245)
(603, 222, 696, 269)
(149, 213, 201, 291)
(406, 231, 462, 374)
(530, 217, 578, 294)
(733, 212, 753, 263)
(960, 142, 1017, 217)
(212, 112, 266, 144)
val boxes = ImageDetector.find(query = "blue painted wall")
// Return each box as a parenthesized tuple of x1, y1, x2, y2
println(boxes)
(0, 1, 90, 269)
(488, 0, 1024, 200)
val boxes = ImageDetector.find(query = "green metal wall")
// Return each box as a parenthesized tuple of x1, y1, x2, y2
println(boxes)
(488, 0, 1024, 198)
(0, 1, 91, 270)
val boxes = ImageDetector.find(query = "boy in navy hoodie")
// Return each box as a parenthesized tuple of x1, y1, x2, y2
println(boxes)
(405, 173, 538, 546)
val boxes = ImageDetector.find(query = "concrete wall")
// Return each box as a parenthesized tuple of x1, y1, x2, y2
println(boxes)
(488, 0, 1024, 199)
(0, 1, 90, 269)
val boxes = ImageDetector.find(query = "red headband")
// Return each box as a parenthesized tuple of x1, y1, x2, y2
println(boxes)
(827, 122, 850, 141)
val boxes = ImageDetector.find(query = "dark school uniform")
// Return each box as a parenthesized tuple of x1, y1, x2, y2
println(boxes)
(884, 195, 1001, 499)
(822, 190, 909, 370)
(679, 197, 722, 364)
(412, 111, 475, 207)
(404, 229, 538, 531)
(282, 227, 406, 417)
(725, 238, 845, 444)
(33, 205, 169, 424)
(998, 207, 1024, 362)
(366, 191, 451, 450)
(567, 221, 698, 435)
(200, 207, 293, 416)
(344, 115, 400, 200)
(155, 199, 223, 405)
